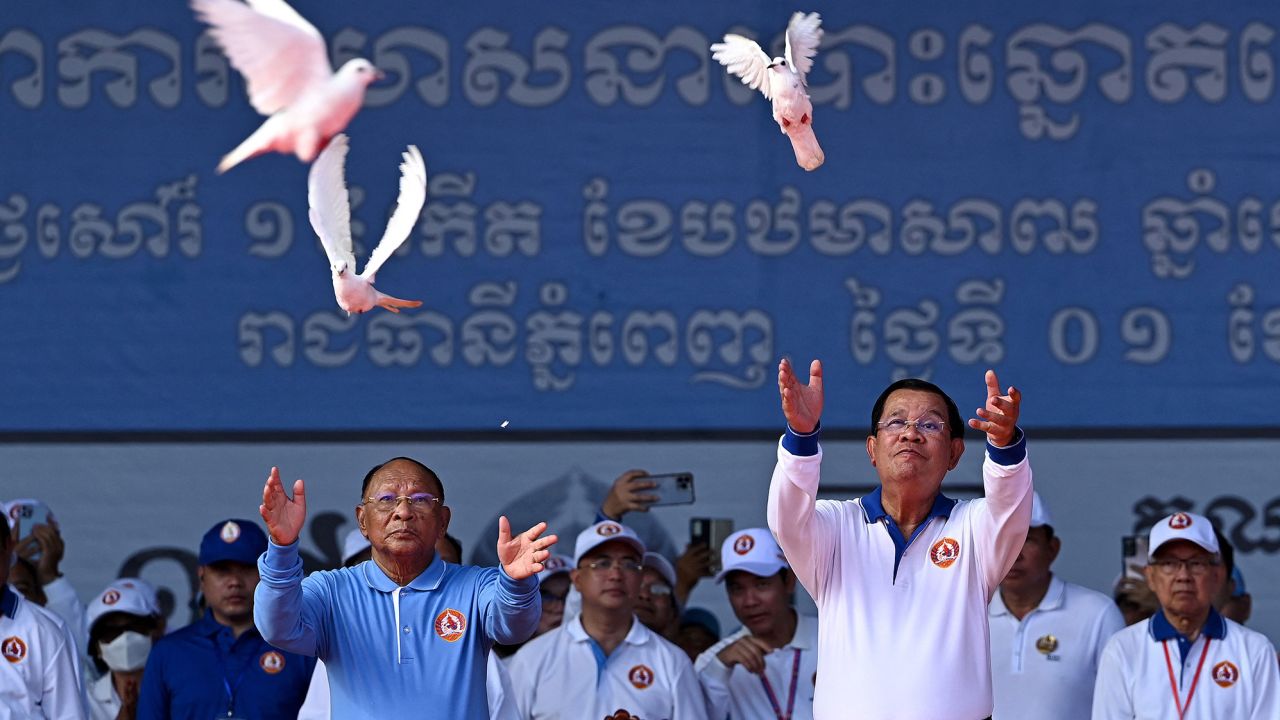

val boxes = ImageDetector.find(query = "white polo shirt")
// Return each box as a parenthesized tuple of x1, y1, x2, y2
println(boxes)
(507, 614, 708, 719)
(1092, 609, 1279, 719)
(695, 611, 819, 720)
(989, 575, 1124, 719)
(297, 652, 517, 719)
(767, 429, 1032, 720)
(0, 585, 86, 719)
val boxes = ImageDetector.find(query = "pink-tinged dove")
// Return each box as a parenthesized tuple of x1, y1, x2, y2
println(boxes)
(191, 0, 383, 173)
(711, 11, 825, 171)
(308, 134, 426, 315)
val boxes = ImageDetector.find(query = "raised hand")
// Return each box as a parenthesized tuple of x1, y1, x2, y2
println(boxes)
(601, 469, 657, 520)
(717, 634, 774, 675)
(497, 516, 559, 581)
(778, 357, 823, 433)
(967, 369, 1020, 447)
(259, 466, 307, 546)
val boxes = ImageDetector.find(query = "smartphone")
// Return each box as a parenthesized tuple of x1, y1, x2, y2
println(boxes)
(1121, 534, 1148, 581)
(646, 472, 695, 507)
(8, 500, 53, 561)
(690, 517, 734, 575)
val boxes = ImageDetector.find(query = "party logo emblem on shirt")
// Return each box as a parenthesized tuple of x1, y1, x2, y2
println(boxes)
(435, 608, 467, 642)
(628, 664, 654, 689)
(1212, 660, 1240, 688)
(733, 535, 755, 555)
(929, 537, 960, 568)
(101, 589, 121, 606)
(1168, 513, 1192, 530)
(597, 522, 622, 537)
(1035, 634, 1059, 655)
(220, 521, 241, 543)
(259, 650, 285, 674)
(2, 636, 26, 664)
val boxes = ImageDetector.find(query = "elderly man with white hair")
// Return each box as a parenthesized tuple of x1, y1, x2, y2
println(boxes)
(1092, 511, 1279, 719)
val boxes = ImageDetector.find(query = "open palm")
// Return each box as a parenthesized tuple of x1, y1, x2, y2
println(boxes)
(778, 357, 823, 433)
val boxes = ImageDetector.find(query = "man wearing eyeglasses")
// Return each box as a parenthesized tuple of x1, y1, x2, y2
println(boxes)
(769, 361, 1033, 720)
(507, 521, 708, 719)
(253, 456, 558, 719)
(1092, 512, 1279, 719)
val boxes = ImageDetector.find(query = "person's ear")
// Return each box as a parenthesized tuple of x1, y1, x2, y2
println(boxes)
(948, 437, 965, 469)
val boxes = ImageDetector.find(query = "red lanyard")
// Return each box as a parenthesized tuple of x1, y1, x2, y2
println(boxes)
(758, 649, 802, 720)
(1162, 637, 1211, 720)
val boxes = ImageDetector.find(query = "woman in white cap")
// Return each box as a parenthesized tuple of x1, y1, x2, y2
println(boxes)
(84, 579, 164, 720)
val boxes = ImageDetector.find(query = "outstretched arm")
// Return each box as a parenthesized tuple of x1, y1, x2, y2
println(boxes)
(767, 358, 837, 600)
(483, 517, 557, 644)
(254, 467, 327, 656)
(969, 370, 1034, 596)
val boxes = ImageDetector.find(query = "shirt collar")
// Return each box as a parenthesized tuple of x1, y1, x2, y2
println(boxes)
(193, 609, 263, 640)
(567, 614, 650, 647)
(360, 553, 446, 593)
(989, 575, 1065, 618)
(1149, 607, 1228, 642)
(860, 486, 956, 525)
(0, 585, 19, 619)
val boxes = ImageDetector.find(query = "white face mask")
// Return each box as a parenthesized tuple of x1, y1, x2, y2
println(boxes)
(99, 631, 152, 672)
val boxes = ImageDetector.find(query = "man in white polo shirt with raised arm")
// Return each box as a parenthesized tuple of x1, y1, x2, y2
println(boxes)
(696, 528, 818, 720)
(769, 360, 1033, 720)
(989, 492, 1124, 718)
(508, 521, 707, 719)
(1092, 511, 1279, 719)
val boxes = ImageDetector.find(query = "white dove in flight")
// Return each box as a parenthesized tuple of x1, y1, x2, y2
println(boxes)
(191, 0, 383, 173)
(711, 11, 825, 171)
(308, 134, 426, 316)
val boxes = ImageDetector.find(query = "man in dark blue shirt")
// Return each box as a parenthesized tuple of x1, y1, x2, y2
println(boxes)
(137, 518, 314, 720)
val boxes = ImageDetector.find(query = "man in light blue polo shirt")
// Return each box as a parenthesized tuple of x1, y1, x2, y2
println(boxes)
(254, 456, 557, 719)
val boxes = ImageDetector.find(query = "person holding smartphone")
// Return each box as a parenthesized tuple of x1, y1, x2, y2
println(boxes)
(770, 360, 1032, 720)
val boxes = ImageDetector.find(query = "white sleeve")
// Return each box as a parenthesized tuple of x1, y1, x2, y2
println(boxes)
(671, 655, 711, 720)
(1090, 634, 1134, 720)
(487, 651, 520, 720)
(766, 440, 841, 602)
(505, 642, 538, 719)
(972, 446, 1033, 598)
(296, 657, 330, 720)
(43, 577, 89, 658)
(1247, 635, 1279, 720)
(1090, 602, 1126, 672)
(43, 624, 88, 720)
(693, 643, 734, 720)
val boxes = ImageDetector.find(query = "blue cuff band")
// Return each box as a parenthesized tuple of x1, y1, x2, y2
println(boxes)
(986, 427, 1026, 465)
(782, 422, 821, 456)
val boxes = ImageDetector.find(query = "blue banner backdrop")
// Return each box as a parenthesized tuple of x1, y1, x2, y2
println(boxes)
(2, 1, 1279, 431)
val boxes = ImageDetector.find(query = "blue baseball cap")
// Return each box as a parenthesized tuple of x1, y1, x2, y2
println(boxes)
(199, 519, 267, 566)
(679, 607, 721, 638)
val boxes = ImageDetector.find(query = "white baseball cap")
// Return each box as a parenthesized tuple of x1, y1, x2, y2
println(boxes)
(573, 521, 645, 564)
(1148, 512, 1219, 561)
(342, 528, 372, 565)
(1030, 492, 1053, 528)
(87, 578, 161, 632)
(643, 552, 677, 589)
(715, 528, 789, 582)
(537, 554, 573, 582)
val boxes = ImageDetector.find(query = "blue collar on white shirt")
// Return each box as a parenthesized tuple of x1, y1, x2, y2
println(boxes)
(1149, 607, 1227, 664)
(0, 585, 17, 618)
(360, 553, 447, 593)
(861, 487, 956, 579)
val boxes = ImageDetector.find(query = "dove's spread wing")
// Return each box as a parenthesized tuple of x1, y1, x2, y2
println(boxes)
(191, 0, 330, 116)
(784, 12, 823, 83)
(361, 145, 427, 281)
(711, 34, 773, 100)
(307, 134, 356, 271)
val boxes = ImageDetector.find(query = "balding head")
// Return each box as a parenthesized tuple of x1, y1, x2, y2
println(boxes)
(360, 457, 444, 501)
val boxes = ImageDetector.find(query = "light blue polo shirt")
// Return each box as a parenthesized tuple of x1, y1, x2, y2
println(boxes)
(255, 541, 540, 719)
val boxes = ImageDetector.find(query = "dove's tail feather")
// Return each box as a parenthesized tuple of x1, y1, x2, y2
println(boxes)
(785, 123, 825, 172)
(375, 293, 423, 314)
(216, 124, 277, 174)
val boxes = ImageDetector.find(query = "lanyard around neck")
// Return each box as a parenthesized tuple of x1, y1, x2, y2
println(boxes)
(758, 648, 802, 720)
(1162, 637, 1211, 720)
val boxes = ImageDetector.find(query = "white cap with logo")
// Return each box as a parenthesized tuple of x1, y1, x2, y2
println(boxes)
(1030, 491, 1053, 528)
(86, 577, 161, 632)
(1148, 511, 1220, 561)
(573, 521, 646, 564)
(643, 552, 677, 588)
(537, 554, 574, 582)
(715, 527, 789, 582)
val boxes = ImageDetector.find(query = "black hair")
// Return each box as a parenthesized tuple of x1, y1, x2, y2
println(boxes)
(360, 456, 444, 499)
(0, 512, 8, 545)
(870, 378, 965, 440)
(1213, 528, 1235, 577)
(443, 533, 462, 560)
